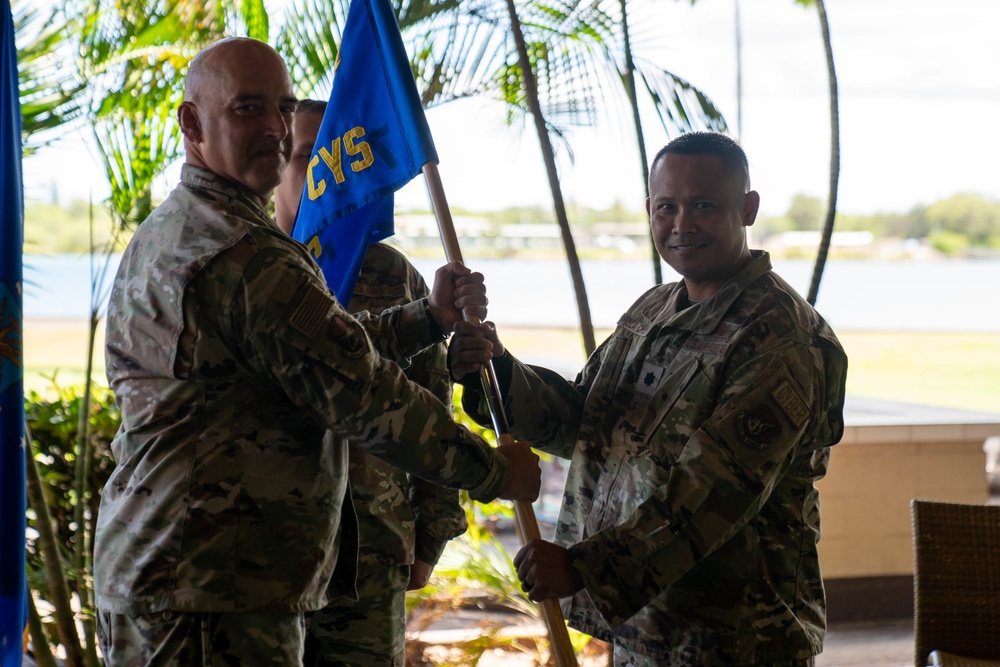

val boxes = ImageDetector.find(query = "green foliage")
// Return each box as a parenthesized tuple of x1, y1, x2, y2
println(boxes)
(241, 0, 270, 41)
(753, 191, 1000, 258)
(753, 214, 795, 240)
(23, 199, 120, 254)
(786, 193, 825, 231)
(78, 1, 203, 229)
(450, 384, 498, 446)
(833, 210, 911, 237)
(920, 193, 1000, 245)
(927, 230, 970, 257)
(24, 384, 119, 604)
(14, 1, 87, 155)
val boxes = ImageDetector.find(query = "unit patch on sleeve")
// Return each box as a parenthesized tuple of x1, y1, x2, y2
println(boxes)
(735, 405, 782, 450)
(331, 316, 370, 358)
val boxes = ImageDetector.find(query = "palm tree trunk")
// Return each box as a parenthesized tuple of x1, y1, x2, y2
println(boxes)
(806, 0, 839, 306)
(505, 0, 597, 356)
(618, 0, 661, 286)
(25, 423, 86, 667)
(734, 0, 743, 139)
(27, 594, 59, 667)
(69, 308, 101, 667)
(70, 206, 104, 667)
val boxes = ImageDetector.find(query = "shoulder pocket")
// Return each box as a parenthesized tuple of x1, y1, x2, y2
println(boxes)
(705, 367, 813, 474)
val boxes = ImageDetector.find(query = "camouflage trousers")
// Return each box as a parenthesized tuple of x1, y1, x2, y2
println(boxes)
(304, 563, 409, 667)
(613, 645, 816, 667)
(96, 609, 306, 666)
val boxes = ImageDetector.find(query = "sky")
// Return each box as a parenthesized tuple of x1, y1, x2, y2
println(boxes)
(20, 0, 1000, 218)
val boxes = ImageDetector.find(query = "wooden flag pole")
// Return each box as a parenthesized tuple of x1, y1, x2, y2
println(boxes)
(422, 161, 579, 667)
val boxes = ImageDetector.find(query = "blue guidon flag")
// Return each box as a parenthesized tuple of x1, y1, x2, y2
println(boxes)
(291, 0, 438, 304)
(0, 0, 27, 663)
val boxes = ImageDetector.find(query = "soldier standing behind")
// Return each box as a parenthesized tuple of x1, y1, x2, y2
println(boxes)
(94, 37, 540, 667)
(451, 132, 848, 667)
(274, 99, 467, 666)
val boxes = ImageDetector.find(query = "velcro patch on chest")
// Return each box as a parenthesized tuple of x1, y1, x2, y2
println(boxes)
(619, 314, 652, 336)
(636, 361, 666, 396)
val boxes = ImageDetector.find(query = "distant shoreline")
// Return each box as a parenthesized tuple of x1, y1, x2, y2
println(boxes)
(22, 254, 1000, 332)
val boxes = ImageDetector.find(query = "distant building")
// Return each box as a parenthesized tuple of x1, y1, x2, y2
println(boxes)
(770, 230, 875, 249)
(393, 214, 651, 255)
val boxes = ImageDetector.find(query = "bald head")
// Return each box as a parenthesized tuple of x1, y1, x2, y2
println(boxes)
(177, 38, 297, 205)
(184, 38, 268, 103)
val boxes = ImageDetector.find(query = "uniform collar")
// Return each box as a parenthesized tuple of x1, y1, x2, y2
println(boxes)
(646, 250, 773, 334)
(180, 163, 275, 227)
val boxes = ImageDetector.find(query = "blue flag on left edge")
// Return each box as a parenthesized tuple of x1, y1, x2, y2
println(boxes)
(0, 0, 27, 664)
(291, 0, 437, 306)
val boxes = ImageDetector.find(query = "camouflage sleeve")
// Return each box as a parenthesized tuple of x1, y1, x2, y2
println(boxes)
(460, 339, 611, 460)
(401, 277, 468, 563)
(567, 342, 828, 628)
(349, 298, 442, 364)
(231, 247, 510, 502)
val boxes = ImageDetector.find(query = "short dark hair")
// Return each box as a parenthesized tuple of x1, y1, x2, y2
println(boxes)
(295, 98, 327, 115)
(651, 132, 751, 192)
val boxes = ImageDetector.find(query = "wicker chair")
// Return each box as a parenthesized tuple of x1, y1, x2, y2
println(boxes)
(911, 500, 1000, 667)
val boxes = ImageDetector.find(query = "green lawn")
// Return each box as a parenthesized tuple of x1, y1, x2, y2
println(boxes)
(23, 320, 1000, 415)
(839, 331, 1000, 413)
(23, 319, 106, 395)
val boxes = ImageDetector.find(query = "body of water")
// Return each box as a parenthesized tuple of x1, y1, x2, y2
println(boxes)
(21, 253, 1000, 333)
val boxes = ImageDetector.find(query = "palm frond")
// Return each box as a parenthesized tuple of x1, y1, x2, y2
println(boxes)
(634, 58, 727, 136)
(406, 14, 504, 107)
(276, 0, 350, 97)
(14, 3, 86, 155)
(93, 105, 182, 226)
(239, 0, 269, 40)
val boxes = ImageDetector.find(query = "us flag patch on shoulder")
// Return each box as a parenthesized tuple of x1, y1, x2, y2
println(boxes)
(289, 283, 332, 339)
(770, 379, 809, 428)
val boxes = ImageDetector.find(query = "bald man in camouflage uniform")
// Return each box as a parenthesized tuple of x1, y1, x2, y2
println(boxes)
(94, 37, 540, 667)
(274, 99, 467, 666)
(453, 132, 848, 666)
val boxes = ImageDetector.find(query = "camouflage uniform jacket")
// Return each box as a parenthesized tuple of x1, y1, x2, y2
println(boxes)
(96, 165, 509, 615)
(464, 251, 847, 665)
(344, 242, 467, 568)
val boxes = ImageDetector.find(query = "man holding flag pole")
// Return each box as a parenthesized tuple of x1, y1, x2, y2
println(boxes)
(451, 132, 848, 666)
(93, 34, 540, 666)
(0, 0, 27, 664)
